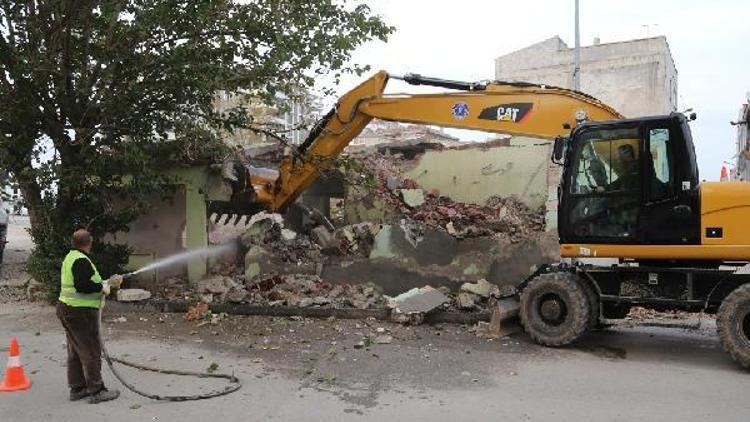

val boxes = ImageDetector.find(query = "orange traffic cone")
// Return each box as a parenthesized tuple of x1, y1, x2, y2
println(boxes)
(0, 338, 32, 392)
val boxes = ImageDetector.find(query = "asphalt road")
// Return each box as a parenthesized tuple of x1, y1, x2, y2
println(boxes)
(0, 302, 748, 422)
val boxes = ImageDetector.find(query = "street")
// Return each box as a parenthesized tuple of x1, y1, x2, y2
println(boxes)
(0, 301, 748, 422)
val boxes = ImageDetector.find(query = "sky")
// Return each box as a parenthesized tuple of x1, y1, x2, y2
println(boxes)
(332, 0, 750, 181)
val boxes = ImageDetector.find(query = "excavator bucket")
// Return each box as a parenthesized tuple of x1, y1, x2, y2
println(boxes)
(207, 200, 266, 227)
(208, 160, 274, 226)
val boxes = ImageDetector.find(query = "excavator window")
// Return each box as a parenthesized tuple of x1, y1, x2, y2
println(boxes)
(566, 126, 641, 241)
(648, 128, 674, 201)
(570, 127, 640, 195)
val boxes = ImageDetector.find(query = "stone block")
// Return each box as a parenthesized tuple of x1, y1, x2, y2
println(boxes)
(457, 292, 480, 310)
(460, 279, 497, 298)
(116, 288, 152, 302)
(389, 286, 448, 314)
(400, 189, 425, 208)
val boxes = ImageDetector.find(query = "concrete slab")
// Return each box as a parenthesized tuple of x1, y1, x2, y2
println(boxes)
(116, 288, 152, 302)
(390, 286, 448, 314)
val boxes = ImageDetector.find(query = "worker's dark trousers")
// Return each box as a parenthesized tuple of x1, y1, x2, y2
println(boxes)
(56, 302, 104, 394)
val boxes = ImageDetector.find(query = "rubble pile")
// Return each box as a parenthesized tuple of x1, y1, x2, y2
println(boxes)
(240, 213, 323, 266)
(154, 147, 549, 311)
(348, 151, 546, 242)
(411, 194, 545, 241)
(246, 274, 384, 309)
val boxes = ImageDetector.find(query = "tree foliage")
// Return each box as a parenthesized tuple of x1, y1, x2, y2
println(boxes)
(0, 0, 392, 291)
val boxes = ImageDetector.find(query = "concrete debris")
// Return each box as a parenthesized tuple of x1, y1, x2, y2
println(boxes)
(497, 285, 518, 298)
(411, 195, 544, 241)
(456, 292, 480, 310)
(400, 189, 425, 208)
(460, 279, 499, 298)
(298, 297, 314, 308)
(116, 288, 152, 302)
(334, 223, 380, 257)
(398, 219, 424, 248)
(386, 177, 401, 191)
(281, 228, 298, 241)
(244, 274, 385, 309)
(241, 216, 323, 280)
(310, 226, 337, 251)
(197, 276, 233, 295)
(345, 151, 545, 242)
(387, 285, 449, 321)
(156, 146, 549, 314)
(373, 334, 393, 344)
(225, 285, 248, 303)
(196, 275, 247, 304)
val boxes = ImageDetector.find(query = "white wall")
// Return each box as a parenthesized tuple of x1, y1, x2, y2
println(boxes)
(495, 36, 677, 117)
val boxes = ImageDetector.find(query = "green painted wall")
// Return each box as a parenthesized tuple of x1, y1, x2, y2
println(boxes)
(403, 143, 550, 209)
(121, 166, 231, 284)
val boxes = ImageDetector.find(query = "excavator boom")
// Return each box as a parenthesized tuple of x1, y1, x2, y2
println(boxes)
(243, 70, 622, 214)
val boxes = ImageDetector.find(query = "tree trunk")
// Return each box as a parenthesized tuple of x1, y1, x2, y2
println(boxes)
(15, 172, 43, 232)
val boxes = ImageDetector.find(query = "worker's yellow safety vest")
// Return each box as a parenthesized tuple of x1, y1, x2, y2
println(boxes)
(59, 250, 103, 308)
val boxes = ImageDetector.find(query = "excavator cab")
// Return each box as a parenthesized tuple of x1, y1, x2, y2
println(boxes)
(558, 113, 700, 247)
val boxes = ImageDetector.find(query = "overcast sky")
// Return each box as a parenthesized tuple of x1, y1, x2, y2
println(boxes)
(334, 0, 749, 181)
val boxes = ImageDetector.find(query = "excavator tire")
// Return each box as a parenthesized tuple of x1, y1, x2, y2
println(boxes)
(520, 271, 591, 347)
(717, 283, 750, 369)
(578, 277, 600, 329)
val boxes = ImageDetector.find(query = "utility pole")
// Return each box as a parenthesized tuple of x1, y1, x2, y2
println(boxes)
(573, 0, 581, 91)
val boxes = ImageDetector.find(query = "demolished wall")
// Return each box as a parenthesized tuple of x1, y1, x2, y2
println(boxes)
(125, 125, 562, 312)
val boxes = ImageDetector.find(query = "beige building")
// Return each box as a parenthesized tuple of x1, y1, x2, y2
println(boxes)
(213, 91, 314, 146)
(495, 35, 678, 117)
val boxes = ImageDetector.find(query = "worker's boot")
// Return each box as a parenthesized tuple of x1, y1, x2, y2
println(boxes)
(69, 387, 90, 401)
(88, 387, 120, 404)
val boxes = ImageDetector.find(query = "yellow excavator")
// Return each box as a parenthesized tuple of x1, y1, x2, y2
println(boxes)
(213, 71, 750, 368)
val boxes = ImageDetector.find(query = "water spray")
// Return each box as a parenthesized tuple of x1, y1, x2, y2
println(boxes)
(126, 241, 238, 278)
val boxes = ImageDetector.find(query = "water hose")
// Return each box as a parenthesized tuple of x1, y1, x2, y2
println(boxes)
(97, 294, 242, 401)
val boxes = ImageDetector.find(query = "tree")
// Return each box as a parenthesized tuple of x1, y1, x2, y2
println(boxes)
(0, 0, 392, 289)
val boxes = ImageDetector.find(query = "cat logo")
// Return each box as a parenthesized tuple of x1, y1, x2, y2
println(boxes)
(478, 103, 533, 123)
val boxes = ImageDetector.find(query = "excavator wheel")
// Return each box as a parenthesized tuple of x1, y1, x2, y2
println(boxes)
(717, 283, 750, 369)
(578, 277, 601, 329)
(520, 271, 591, 347)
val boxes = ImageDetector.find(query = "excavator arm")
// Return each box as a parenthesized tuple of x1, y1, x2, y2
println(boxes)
(216, 70, 623, 219)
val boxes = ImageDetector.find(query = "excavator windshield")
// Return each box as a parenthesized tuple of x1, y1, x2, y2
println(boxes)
(569, 126, 641, 194)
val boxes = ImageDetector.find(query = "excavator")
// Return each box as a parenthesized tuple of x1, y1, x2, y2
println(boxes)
(213, 70, 750, 369)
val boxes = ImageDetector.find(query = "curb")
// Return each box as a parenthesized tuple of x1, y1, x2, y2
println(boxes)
(105, 299, 496, 325)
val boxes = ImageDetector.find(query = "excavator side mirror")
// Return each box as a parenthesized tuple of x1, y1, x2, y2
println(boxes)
(552, 136, 567, 164)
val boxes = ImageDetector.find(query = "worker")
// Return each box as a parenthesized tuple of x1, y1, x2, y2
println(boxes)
(55, 228, 123, 404)
(609, 144, 640, 191)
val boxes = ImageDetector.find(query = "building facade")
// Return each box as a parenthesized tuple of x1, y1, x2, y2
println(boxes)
(495, 36, 678, 117)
